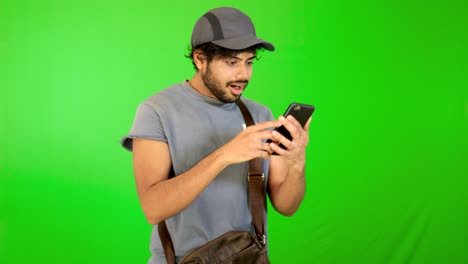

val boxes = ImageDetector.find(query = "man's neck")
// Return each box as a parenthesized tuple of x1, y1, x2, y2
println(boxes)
(188, 74, 215, 99)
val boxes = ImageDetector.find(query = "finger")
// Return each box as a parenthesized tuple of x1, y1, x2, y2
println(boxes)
(286, 115, 302, 128)
(271, 130, 293, 150)
(280, 116, 301, 140)
(269, 142, 289, 157)
(259, 141, 273, 153)
(304, 117, 312, 131)
(248, 120, 281, 132)
(253, 130, 276, 141)
(254, 149, 271, 160)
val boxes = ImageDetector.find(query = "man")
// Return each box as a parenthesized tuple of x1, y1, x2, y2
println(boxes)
(121, 7, 311, 263)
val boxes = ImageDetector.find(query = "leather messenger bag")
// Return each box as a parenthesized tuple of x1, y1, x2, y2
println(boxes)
(158, 99, 271, 264)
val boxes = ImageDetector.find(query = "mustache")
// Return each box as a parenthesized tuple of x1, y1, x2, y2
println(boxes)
(226, 80, 249, 86)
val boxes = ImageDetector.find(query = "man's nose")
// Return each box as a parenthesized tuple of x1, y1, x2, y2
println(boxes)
(235, 65, 250, 80)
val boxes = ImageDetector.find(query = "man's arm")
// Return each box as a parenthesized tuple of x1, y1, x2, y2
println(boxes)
(132, 120, 280, 225)
(267, 115, 312, 216)
(133, 139, 227, 225)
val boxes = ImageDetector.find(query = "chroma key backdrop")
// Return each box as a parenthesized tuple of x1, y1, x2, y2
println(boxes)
(1, 0, 467, 263)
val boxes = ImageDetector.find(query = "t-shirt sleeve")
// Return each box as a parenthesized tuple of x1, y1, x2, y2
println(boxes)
(121, 103, 167, 151)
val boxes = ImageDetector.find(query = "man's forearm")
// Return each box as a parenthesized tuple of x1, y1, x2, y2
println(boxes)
(270, 165, 306, 216)
(139, 149, 229, 225)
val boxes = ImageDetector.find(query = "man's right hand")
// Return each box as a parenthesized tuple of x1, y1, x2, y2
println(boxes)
(218, 120, 281, 165)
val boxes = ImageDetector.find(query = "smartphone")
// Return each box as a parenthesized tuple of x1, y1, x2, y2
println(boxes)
(267, 103, 315, 151)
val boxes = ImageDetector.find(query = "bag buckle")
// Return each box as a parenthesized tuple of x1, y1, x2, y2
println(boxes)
(248, 173, 264, 182)
(258, 234, 266, 245)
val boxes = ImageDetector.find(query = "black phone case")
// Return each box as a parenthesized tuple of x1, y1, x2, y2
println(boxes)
(267, 103, 315, 151)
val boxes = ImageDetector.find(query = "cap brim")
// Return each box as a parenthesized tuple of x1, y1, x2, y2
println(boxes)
(211, 34, 275, 51)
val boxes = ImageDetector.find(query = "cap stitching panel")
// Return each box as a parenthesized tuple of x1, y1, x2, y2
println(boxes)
(203, 12, 224, 41)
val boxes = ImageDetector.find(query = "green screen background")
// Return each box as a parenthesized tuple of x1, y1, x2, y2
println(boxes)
(1, 0, 467, 263)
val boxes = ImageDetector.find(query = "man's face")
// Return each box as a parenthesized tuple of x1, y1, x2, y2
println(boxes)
(200, 52, 256, 103)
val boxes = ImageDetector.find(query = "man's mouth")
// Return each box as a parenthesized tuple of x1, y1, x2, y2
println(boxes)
(230, 84, 243, 89)
(229, 84, 244, 95)
(227, 80, 248, 96)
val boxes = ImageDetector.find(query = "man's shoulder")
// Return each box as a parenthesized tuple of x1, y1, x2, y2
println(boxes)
(140, 82, 186, 111)
(240, 97, 274, 122)
(241, 97, 271, 113)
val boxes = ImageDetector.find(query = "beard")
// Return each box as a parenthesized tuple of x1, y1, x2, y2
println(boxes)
(201, 64, 248, 103)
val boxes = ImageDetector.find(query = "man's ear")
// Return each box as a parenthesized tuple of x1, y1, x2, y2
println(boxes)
(193, 51, 207, 71)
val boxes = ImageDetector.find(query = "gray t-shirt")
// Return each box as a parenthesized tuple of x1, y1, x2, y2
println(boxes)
(121, 81, 274, 263)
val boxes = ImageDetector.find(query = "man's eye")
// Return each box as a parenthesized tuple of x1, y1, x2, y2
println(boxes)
(246, 61, 254, 65)
(227, 61, 237, 65)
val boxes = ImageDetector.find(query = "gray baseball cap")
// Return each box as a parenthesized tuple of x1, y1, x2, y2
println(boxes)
(191, 7, 275, 51)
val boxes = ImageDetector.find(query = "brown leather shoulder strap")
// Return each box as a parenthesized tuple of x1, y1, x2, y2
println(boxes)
(236, 99, 267, 243)
(158, 221, 176, 264)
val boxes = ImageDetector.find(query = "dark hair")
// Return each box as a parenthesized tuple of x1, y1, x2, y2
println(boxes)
(186, 42, 264, 70)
